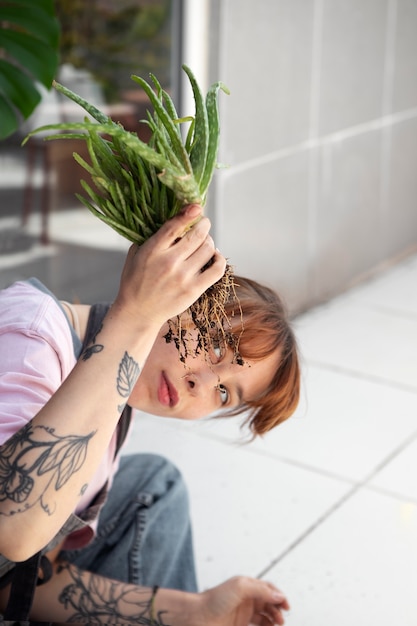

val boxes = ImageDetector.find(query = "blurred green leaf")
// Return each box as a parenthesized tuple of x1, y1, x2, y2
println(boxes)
(0, 92, 18, 138)
(0, 3, 59, 47)
(0, 59, 42, 117)
(0, 0, 60, 139)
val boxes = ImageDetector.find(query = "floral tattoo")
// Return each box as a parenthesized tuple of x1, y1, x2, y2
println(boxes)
(0, 422, 95, 516)
(58, 563, 169, 625)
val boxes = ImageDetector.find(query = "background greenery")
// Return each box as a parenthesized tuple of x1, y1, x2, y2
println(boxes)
(0, 0, 173, 139)
(0, 0, 60, 139)
(55, 0, 171, 102)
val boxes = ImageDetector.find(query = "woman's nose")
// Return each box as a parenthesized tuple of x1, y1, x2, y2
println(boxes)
(186, 375, 196, 391)
(184, 367, 219, 393)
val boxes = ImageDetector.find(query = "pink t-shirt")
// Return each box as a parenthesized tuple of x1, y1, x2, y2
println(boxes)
(0, 280, 120, 548)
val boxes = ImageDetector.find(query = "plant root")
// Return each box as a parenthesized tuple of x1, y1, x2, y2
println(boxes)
(163, 264, 244, 365)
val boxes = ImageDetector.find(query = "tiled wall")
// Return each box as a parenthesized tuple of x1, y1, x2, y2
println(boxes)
(208, 0, 417, 313)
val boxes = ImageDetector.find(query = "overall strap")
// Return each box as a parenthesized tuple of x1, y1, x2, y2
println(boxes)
(80, 302, 111, 356)
(3, 552, 41, 621)
(81, 303, 132, 455)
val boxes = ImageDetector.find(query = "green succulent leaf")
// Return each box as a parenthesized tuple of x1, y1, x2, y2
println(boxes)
(24, 65, 229, 244)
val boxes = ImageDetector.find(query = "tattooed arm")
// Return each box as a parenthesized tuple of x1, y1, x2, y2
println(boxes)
(0, 317, 147, 560)
(24, 561, 289, 626)
(30, 562, 179, 625)
(0, 205, 226, 561)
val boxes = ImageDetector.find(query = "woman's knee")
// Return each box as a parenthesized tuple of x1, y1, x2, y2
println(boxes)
(117, 453, 189, 504)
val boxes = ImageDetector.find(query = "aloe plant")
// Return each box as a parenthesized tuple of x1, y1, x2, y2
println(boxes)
(25, 65, 242, 364)
(0, 0, 60, 139)
(24, 65, 229, 243)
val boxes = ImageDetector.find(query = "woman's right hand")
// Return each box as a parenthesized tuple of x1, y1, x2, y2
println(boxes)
(155, 576, 290, 626)
(114, 204, 226, 330)
(197, 576, 290, 626)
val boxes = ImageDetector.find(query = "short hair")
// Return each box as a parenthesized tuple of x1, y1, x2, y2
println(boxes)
(222, 275, 301, 437)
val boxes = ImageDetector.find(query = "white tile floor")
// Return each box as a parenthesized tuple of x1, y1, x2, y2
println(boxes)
(2, 207, 416, 625)
(121, 250, 417, 626)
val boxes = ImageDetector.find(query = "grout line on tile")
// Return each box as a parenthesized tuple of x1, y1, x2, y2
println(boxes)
(256, 426, 417, 579)
(361, 303, 417, 322)
(187, 424, 359, 485)
(129, 414, 362, 490)
(382, 0, 397, 117)
(364, 484, 417, 506)
(256, 481, 360, 579)
(359, 427, 417, 484)
(308, 0, 323, 140)
(306, 0, 324, 302)
(307, 359, 417, 395)
(222, 107, 417, 178)
(242, 448, 356, 486)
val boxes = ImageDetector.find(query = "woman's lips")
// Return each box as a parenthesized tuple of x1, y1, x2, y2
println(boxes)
(158, 373, 179, 407)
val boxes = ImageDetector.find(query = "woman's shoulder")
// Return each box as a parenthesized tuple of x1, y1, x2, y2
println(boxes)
(0, 278, 61, 329)
(0, 278, 76, 353)
(0, 280, 79, 446)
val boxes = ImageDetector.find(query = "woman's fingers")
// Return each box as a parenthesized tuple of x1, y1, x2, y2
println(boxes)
(116, 204, 227, 325)
(154, 204, 204, 249)
(254, 583, 290, 626)
(159, 206, 225, 282)
(239, 577, 290, 626)
(141, 204, 216, 269)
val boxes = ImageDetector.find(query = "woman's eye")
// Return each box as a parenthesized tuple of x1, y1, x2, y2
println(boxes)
(218, 384, 229, 405)
(213, 344, 222, 359)
(210, 340, 224, 364)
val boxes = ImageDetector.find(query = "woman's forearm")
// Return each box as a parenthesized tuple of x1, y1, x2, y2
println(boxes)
(26, 561, 290, 626)
(28, 561, 201, 626)
(0, 307, 161, 561)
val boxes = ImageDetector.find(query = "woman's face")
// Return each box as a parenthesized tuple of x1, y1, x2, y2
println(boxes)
(128, 322, 280, 420)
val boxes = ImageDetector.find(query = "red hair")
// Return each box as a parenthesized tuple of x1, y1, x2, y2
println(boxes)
(223, 276, 301, 436)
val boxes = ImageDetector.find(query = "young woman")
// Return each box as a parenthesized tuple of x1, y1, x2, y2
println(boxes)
(0, 204, 299, 625)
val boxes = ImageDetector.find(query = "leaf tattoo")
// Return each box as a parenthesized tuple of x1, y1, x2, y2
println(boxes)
(37, 434, 92, 489)
(0, 423, 95, 516)
(117, 351, 140, 398)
